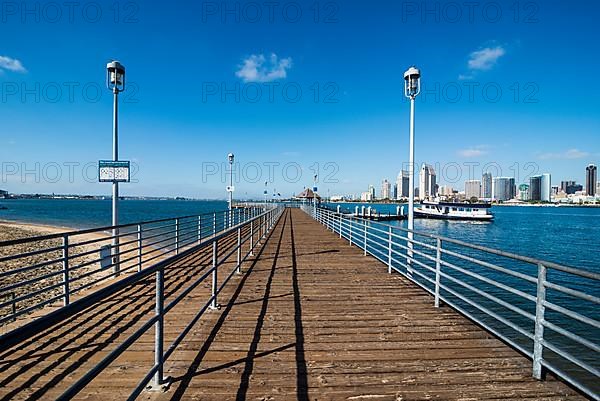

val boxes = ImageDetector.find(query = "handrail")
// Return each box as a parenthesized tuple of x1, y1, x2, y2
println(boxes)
(305, 205, 600, 400)
(0, 205, 285, 400)
(0, 207, 263, 325)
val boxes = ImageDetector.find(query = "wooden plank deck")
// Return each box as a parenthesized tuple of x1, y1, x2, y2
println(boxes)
(0, 208, 584, 400)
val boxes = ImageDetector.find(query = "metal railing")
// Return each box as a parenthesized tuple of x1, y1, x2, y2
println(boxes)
(0, 205, 284, 399)
(304, 205, 599, 400)
(0, 207, 262, 327)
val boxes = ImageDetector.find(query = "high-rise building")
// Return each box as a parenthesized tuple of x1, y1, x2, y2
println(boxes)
(551, 186, 559, 196)
(541, 173, 552, 202)
(518, 184, 530, 201)
(381, 179, 391, 200)
(530, 176, 542, 201)
(419, 164, 437, 200)
(396, 170, 410, 199)
(586, 164, 597, 196)
(465, 180, 481, 200)
(481, 172, 492, 200)
(569, 184, 583, 194)
(493, 177, 516, 201)
(368, 185, 375, 199)
(561, 180, 575, 194)
(597, 182, 600, 196)
(438, 185, 454, 197)
(393, 183, 398, 200)
(529, 174, 551, 202)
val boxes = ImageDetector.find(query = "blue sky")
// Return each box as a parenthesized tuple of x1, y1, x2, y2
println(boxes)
(1, 0, 599, 198)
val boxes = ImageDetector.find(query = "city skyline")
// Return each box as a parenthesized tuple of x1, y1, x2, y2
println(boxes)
(1, 1, 599, 198)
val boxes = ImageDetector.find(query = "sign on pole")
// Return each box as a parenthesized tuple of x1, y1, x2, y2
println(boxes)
(99, 160, 131, 183)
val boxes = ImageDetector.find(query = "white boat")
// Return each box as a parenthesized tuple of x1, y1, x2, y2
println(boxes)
(415, 200, 493, 221)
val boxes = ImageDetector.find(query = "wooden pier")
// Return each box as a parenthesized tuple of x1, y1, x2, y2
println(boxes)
(0, 209, 583, 400)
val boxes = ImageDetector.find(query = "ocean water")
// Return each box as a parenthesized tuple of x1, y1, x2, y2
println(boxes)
(0, 199, 228, 230)
(326, 202, 600, 271)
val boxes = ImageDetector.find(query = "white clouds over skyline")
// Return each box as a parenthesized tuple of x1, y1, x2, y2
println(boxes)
(235, 53, 292, 83)
(458, 145, 490, 158)
(538, 149, 591, 160)
(0, 55, 27, 73)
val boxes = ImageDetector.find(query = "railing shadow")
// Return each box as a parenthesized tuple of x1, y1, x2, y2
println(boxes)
(0, 229, 244, 400)
(165, 210, 288, 401)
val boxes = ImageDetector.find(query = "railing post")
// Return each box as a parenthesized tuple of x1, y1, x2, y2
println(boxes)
(62, 234, 69, 307)
(137, 224, 143, 272)
(363, 219, 367, 256)
(349, 218, 353, 245)
(435, 238, 442, 307)
(250, 220, 254, 256)
(198, 215, 202, 243)
(153, 266, 164, 387)
(339, 213, 342, 238)
(213, 212, 216, 236)
(387, 226, 392, 274)
(210, 240, 219, 310)
(10, 292, 16, 322)
(533, 262, 547, 380)
(236, 227, 242, 274)
(175, 218, 179, 255)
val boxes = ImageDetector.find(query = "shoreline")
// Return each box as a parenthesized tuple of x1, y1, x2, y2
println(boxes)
(0, 218, 79, 237)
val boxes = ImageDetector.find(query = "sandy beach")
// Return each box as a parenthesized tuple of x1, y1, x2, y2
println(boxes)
(0, 220, 119, 332)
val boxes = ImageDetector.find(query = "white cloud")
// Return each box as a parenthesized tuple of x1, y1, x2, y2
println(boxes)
(0, 55, 27, 73)
(538, 149, 590, 160)
(458, 145, 490, 158)
(467, 46, 506, 71)
(235, 53, 292, 83)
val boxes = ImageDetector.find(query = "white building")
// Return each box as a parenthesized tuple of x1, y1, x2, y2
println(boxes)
(381, 179, 391, 200)
(541, 173, 552, 202)
(396, 170, 410, 199)
(360, 192, 373, 202)
(465, 180, 481, 200)
(438, 185, 454, 197)
(419, 164, 437, 200)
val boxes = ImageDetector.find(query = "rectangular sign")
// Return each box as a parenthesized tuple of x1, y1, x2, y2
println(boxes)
(99, 160, 130, 183)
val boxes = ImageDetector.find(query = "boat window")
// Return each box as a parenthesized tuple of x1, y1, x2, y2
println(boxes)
(452, 208, 457, 211)
(459, 208, 464, 211)
(466, 208, 471, 212)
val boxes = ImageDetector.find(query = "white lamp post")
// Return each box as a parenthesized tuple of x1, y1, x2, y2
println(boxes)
(227, 153, 234, 227)
(264, 181, 268, 211)
(404, 66, 421, 272)
(106, 60, 125, 276)
(313, 174, 318, 217)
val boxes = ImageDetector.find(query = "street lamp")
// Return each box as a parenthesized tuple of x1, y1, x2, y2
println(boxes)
(404, 66, 421, 273)
(264, 181, 268, 211)
(313, 174, 318, 217)
(227, 153, 234, 227)
(107, 60, 125, 276)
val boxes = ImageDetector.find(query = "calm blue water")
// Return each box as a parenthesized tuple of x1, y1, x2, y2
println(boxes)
(325, 202, 600, 271)
(0, 199, 228, 230)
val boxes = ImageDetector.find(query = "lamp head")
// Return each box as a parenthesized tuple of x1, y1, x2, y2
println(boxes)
(106, 60, 125, 92)
(228, 153, 234, 163)
(403, 66, 421, 99)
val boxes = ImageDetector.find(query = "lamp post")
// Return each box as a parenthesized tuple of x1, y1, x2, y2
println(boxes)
(227, 153, 234, 227)
(107, 60, 125, 276)
(264, 181, 268, 211)
(404, 66, 421, 272)
(313, 174, 318, 217)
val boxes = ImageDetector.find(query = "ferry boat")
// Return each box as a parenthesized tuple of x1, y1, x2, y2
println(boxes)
(415, 200, 493, 221)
